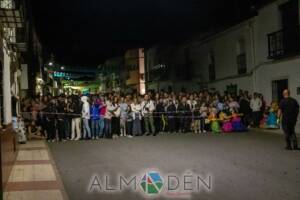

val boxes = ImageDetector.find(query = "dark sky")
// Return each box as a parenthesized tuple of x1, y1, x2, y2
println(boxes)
(31, 0, 263, 67)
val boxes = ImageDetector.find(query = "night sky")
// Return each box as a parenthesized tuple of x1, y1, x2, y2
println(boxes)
(31, 0, 266, 67)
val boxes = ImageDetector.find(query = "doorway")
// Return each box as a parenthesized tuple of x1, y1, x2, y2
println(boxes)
(272, 79, 288, 103)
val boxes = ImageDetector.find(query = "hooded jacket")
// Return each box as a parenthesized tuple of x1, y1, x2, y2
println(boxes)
(81, 96, 90, 119)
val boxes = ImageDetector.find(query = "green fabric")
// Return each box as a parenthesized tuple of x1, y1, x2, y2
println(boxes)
(211, 121, 220, 134)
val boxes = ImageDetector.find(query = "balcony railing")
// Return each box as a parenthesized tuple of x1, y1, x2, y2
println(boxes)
(0, 0, 23, 28)
(268, 26, 300, 59)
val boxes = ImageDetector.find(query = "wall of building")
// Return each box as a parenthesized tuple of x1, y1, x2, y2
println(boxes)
(208, 75, 253, 93)
(255, 57, 300, 104)
(254, 2, 282, 65)
(146, 0, 300, 99)
(180, 21, 252, 82)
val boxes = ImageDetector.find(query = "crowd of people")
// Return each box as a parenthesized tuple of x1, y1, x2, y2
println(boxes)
(20, 89, 281, 142)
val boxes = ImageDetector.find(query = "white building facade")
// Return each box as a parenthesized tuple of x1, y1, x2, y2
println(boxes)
(146, 0, 300, 106)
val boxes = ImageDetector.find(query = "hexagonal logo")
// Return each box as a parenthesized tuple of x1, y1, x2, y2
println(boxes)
(140, 171, 164, 194)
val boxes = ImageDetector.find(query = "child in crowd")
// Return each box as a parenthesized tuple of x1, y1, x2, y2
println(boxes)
(219, 111, 233, 133)
(231, 109, 247, 132)
(208, 112, 221, 134)
(200, 102, 208, 133)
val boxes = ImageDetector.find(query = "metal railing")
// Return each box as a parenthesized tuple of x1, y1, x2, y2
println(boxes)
(268, 26, 300, 59)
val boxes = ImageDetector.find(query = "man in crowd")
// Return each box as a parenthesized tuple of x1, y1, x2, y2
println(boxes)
(141, 94, 156, 136)
(250, 93, 262, 128)
(278, 89, 299, 150)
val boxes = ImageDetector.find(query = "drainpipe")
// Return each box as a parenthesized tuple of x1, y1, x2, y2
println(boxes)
(249, 19, 257, 93)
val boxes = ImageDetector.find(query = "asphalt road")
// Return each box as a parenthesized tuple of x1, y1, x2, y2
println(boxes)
(48, 131, 300, 200)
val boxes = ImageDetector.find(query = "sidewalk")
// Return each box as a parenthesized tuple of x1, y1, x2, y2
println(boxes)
(4, 140, 69, 200)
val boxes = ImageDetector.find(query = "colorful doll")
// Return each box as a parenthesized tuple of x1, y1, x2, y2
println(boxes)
(231, 110, 247, 132)
(208, 112, 221, 134)
(219, 111, 233, 133)
(266, 108, 279, 129)
(259, 109, 269, 129)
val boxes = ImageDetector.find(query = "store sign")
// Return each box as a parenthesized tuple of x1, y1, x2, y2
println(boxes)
(53, 71, 71, 78)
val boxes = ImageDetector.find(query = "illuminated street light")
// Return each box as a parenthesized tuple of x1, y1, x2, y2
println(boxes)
(49, 62, 53, 66)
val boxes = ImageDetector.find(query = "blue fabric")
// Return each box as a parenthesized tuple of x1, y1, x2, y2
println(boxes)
(266, 112, 278, 128)
(232, 120, 247, 132)
(90, 104, 100, 120)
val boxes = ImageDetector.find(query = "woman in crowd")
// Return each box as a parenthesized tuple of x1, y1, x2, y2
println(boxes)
(131, 97, 142, 136)
(111, 96, 121, 139)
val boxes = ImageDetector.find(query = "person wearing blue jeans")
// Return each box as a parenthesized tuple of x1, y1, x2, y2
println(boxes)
(90, 99, 100, 139)
(82, 118, 91, 139)
(81, 96, 91, 139)
(98, 99, 106, 138)
(99, 117, 105, 137)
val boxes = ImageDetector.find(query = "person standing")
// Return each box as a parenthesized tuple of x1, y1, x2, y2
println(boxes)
(239, 94, 251, 128)
(167, 99, 176, 133)
(250, 93, 262, 128)
(141, 94, 156, 136)
(131, 97, 142, 136)
(178, 96, 191, 133)
(98, 96, 106, 138)
(70, 96, 82, 140)
(119, 97, 128, 137)
(57, 97, 66, 142)
(81, 96, 91, 140)
(111, 97, 121, 139)
(90, 98, 100, 140)
(104, 100, 113, 138)
(45, 99, 57, 142)
(278, 89, 299, 150)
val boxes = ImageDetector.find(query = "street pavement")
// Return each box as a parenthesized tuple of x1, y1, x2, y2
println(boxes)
(48, 131, 300, 200)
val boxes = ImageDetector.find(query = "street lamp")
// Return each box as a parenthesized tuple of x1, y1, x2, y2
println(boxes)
(48, 62, 53, 66)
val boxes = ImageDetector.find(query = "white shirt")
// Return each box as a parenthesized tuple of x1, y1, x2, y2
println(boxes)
(82, 102, 90, 119)
(250, 98, 262, 112)
(141, 100, 155, 116)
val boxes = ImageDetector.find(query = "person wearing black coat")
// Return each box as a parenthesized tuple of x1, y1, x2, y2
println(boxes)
(279, 89, 299, 150)
(155, 99, 165, 134)
(177, 97, 191, 133)
(239, 94, 251, 127)
(45, 99, 57, 142)
(167, 99, 176, 133)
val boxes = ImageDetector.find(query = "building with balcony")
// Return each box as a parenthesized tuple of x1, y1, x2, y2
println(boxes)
(0, 0, 27, 196)
(0, 0, 44, 196)
(146, 0, 300, 106)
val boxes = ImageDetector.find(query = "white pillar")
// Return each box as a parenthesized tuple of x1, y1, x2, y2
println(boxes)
(3, 40, 12, 125)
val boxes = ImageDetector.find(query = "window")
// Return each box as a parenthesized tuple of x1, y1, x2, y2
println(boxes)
(208, 52, 215, 81)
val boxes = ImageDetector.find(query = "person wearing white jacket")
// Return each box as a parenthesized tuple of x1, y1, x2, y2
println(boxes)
(81, 96, 91, 139)
(250, 93, 262, 128)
